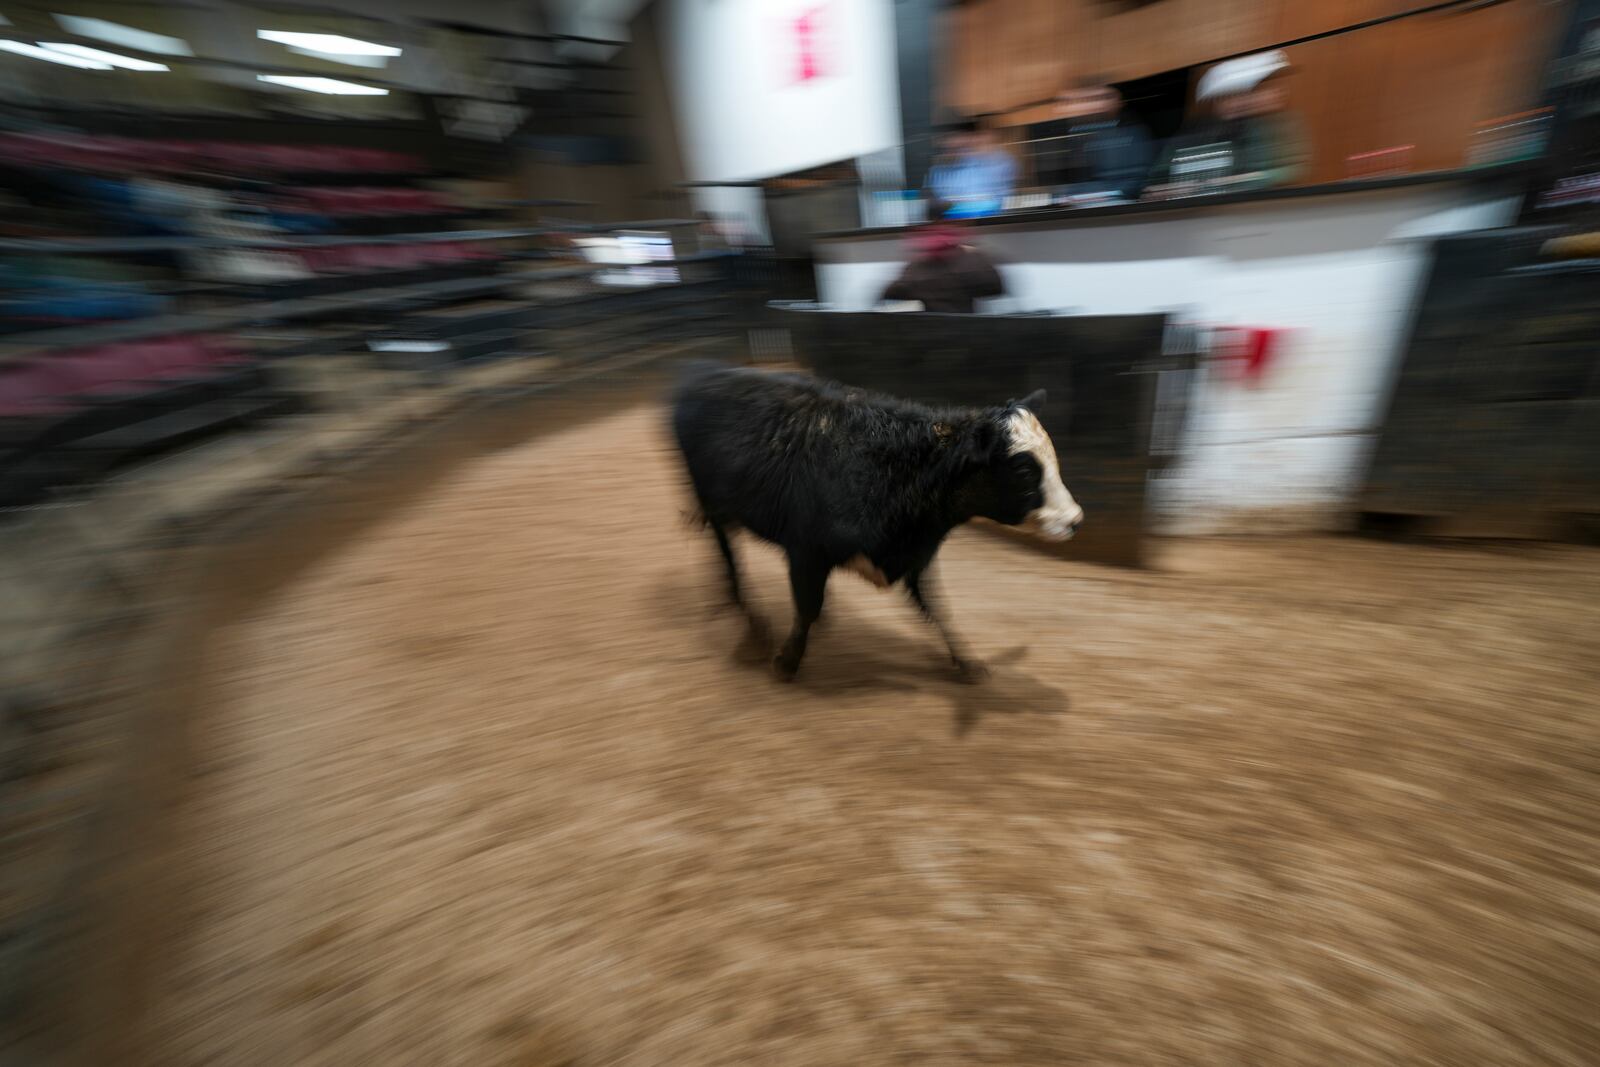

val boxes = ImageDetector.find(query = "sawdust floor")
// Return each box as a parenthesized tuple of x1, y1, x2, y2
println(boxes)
(145, 401, 1600, 1067)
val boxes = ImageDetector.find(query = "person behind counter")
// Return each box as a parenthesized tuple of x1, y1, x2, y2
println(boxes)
(1029, 77, 1153, 204)
(1145, 50, 1308, 198)
(927, 121, 1018, 220)
(876, 200, 1006, 314)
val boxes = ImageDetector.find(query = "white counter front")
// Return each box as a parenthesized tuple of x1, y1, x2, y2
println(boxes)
(813, 179, 1523, 533)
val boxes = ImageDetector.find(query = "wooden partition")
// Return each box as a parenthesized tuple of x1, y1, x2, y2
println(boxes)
(779, 306, 1190, 567)
(1359, 230, 1600, 538)
(944, 0, 1567, 184)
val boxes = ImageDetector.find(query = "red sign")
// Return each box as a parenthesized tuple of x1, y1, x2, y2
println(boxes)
(793, 6, 830, 83)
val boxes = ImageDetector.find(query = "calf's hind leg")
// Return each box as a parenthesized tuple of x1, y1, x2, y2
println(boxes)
(709, 519, 769, 644)
(708, 520, 743, 608)
(774, 554, 828, 681)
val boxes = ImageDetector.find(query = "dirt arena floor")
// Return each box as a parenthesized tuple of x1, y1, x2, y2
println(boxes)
(142, 398, 1600, 1066)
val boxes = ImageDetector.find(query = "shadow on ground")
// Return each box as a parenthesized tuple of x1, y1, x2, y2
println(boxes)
(655, 567, 1069, 737)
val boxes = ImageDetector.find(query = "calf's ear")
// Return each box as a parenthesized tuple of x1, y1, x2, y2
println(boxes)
(965, 418, 1000, 464)
(1016, 388, 1047, 412)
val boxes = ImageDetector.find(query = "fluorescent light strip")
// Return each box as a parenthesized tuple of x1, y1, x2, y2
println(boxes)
(257, 30, 400, 57)
(256, 74, 388, 95)
(0, 39, 111, 68)
(284, 44, 388, 68)
(52, 15, 191, 56)
(40, 43, 168, 71)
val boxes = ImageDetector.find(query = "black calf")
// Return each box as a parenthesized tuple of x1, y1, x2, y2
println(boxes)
(671, 362, 1082, 680)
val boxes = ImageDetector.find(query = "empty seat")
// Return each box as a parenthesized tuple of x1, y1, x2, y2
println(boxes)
(0, 361, 75, 416)
(43, 348, 141, 397)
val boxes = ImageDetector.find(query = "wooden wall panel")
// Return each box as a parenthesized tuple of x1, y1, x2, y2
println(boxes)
(1176, 0, 1239, 70)
(1374, 1, 1523, 172)
(944, 2, 988, 115)
(1227, 0, 1288, 53)
(970, 0, 1115, 111)
(985, 0, 1018, 110)
(974, 0, 1011, 112)
(1277, 0, 1372, 41)
(998, 0, 1056, 107)
(1481, 0, 1568, 119)
(1058, 0, 1102, 88)
(1278, 37, 1345, 184)
(1001, 0, 1040, 105)
(1299, 0, 1563, 178)
(1279, 23, 1400, 183)
(1367, 0, 1449, 19)
(958, 0, 1565, 182)
(966, 0, 992, 112)
(1095, 1, 1187, 82)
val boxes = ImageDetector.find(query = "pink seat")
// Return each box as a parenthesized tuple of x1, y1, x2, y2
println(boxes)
(113, 341, 165, 380)
(40, 349, 131, 397)
(344, 245, 384, 271)
(320, 148, 355, 173)
(296, 248, 328, 274)
(285, 146, 325, 172)
(376, 246, 414, 270)
(161, 338, 212, 374)
(0, 362, 75, 416)
(99, 344, 168, 387)
(193, 336, 248, 367)
(142, 339, 201, 378)
(239, 145, 273, 171)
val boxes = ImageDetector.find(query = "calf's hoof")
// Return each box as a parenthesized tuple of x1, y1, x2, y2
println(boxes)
(772, 650, 802, 682)
(953, 658, 990, 684)
(734, 620, 772, 664)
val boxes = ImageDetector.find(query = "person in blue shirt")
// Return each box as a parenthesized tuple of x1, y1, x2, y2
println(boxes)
(927, 121, 1017, 220)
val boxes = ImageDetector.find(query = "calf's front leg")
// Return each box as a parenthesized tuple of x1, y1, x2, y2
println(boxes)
(774, 554, 828, 681)
(906, 566, 987, 682)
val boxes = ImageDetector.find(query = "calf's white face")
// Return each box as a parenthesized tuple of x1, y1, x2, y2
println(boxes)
(1006, 408, 1084, 540)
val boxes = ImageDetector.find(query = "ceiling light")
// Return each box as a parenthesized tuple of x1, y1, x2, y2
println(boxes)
(256, 74, 388, 95)
(257, 31, 400, 57)
(53, 15, 191, 56)
(0, 39, 112, 68)
(283, 44, 388, 68)
(40, 43, 168, 71)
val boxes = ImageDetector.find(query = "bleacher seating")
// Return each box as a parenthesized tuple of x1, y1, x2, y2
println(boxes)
(0, 335, 293, 506)
(1, 132, 745, 510)
(0, 135, 421, 178)
(286, 187, 457, 217)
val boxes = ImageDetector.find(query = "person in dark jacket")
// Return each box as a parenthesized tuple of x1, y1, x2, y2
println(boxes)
(1029, 77, 1153, 202)
(1145, 50, 1308, 198)
(877, 202, 1005, 314)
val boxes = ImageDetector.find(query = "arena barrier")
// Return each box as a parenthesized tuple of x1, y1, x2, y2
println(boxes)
(1360, 229, 1600, 540)
(774, 304, 1197, 567)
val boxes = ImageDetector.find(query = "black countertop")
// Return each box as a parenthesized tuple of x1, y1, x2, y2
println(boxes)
(818, 164, 1531, 242)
